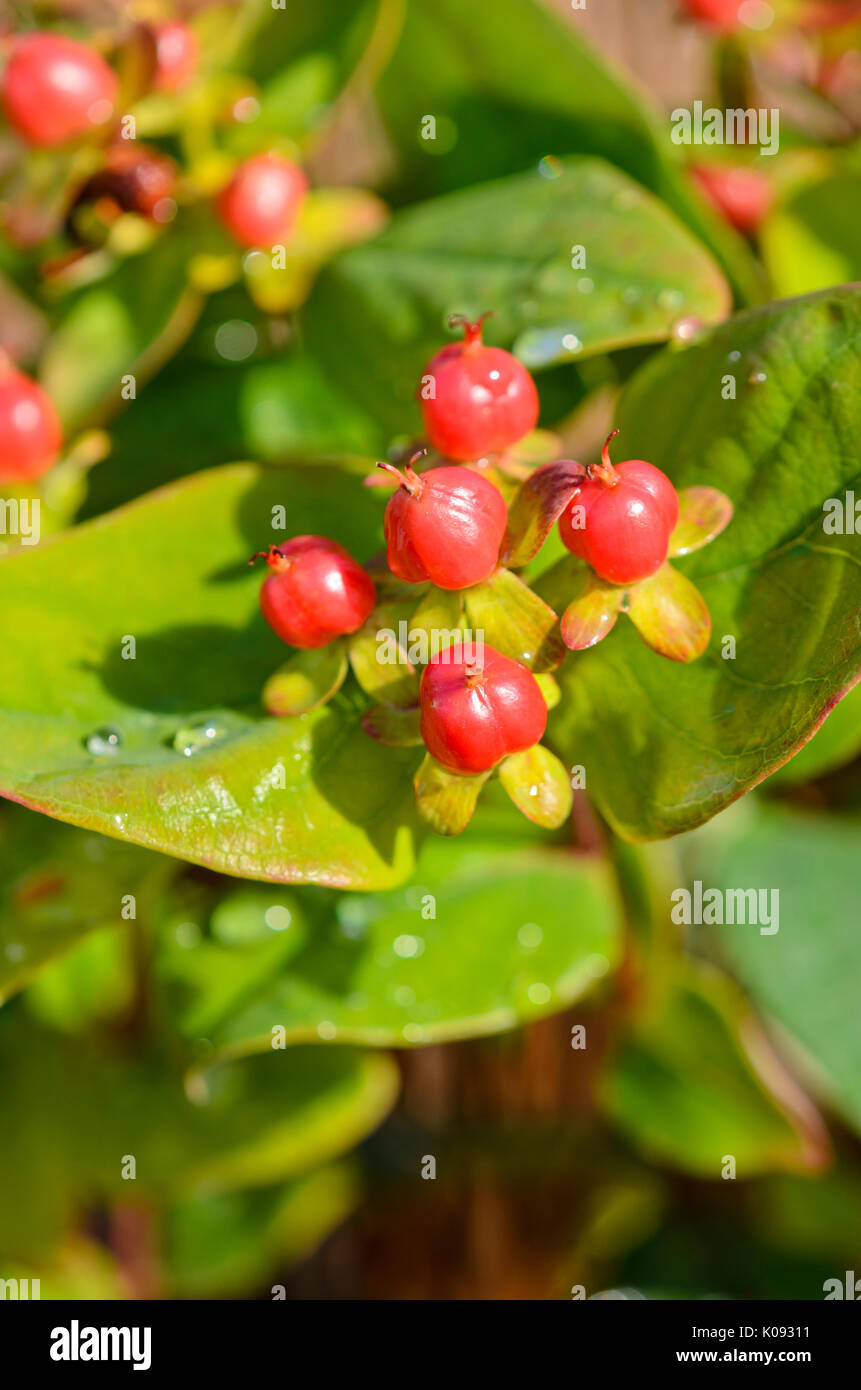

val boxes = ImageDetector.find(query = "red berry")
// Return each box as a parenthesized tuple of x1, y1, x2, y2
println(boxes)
(420, 313, 539, 461)
(680, 0, 743, 29)
(153, 22, 199, 92)
(379, 453, 508, 590)
(2, 34, 118, 147)
(251, 537, 375, 649)
(75, 144, 176, 222)
(217, 154, 308, 249)
(0, 356, 62, 482)
(420, 643, 547, 775)
(559, 431, 679, 586)
(691, 164, 773, 235)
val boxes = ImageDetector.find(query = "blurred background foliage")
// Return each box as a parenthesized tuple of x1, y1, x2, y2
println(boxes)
(1, 0, 861, 1299)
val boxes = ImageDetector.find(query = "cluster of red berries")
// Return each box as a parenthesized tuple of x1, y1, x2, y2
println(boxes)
(0, 24, 310, 482)
(251, 315, 690, 793)
(1, 25, 199, 148)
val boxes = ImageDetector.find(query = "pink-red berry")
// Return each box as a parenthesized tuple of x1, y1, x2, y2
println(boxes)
(251, 537, 375, 649)
(2, 33, 118, 147)
(559, 431, 679, 586)
(420, 314, 539, 461)
(379, 454, 508, 591)
(420, 643, 547, 775)
(0, 356, 62, 482)
(680, 0, 743, 29)
(153, 22, 199, 92)
(691, 164, 773, 235)
(217, 154, 308, 249)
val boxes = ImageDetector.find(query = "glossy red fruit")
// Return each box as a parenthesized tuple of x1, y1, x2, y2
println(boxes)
(76, 144, 176, 222)
(559, 430, 679, 586)
(0, 356, 62, 482)
(691, 164, 773, 235)
(217, 154, 308, 249)
(420, 643, 547, 775)
(153, 22, 199, 92)
(680, 0, 743, 29)
(250, 537, 375, 649)
(420, 314, 539, 461)
(2, 33, 118, 147)
(379, 453, 508, 590)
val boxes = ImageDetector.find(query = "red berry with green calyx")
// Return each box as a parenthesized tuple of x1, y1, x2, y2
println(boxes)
(250, 537, 375, 649)
(559, 430, 679, 586)
(379, 452, 507, 590)
(420, 313, 539, 461)
(0, 355, 62, 482)
(2, 33, 118, 147)
(420, 643, 547, 775)
(217, 154, 308, 249)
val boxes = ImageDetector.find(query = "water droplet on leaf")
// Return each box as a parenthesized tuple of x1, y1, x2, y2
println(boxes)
(86, 727, 122, 755)
(173, 721, 226, 757)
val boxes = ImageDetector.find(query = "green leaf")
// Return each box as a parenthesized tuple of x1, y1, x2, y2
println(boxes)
(0, 1019, 398, 1258)
(464, 567, 565, 672)
(407, 586, 464, 647)
(557, 563, 624, 651)
(360, 702, 423, 746)
(262, 642, 348, 716)
(761, 171, 861, 300)
(184, 832, 622, 1052)
(502, 458, 585, 567)
(548, 287, 861, 840)
(626, 563, 711, 664)
(374, 0, 760, 302)
(305, 157, 730, 439)
(0, 802, 170, 1000)
(413, 754, 488, 836)
(347, 604, 419, 706)
(668, 486, 734, 558)
(680, 803, 861, 1137)
(0, 462, 421, 888)
(165, 1165, 357, 1298)
(498, 745, 573, 829)
(39, 232, 201, 431)
(600, 963, 829, 1177)
(768, 680, 861, 786)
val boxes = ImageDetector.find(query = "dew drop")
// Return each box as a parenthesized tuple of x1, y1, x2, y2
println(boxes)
(672, 315, 703, 343)
(562, 333, 582, 354)
(537, 155, 562, 180)
(527, 982, 552, 1005)
(727, 350, 741, 363)
(264, 905, 292, 932)
(585, 952, 610, 978)
(86, 726, 122, 755)
(518, 922, 543, 949)
(393, 933, 425, 959)
(174, 921, 201, 949)
(748, 370, 768, 385)
(173, 721, 226, 757)
(658, 288, 684, 311)
(577, 276, 594, 295)
(317, 1021, 337, 1040)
